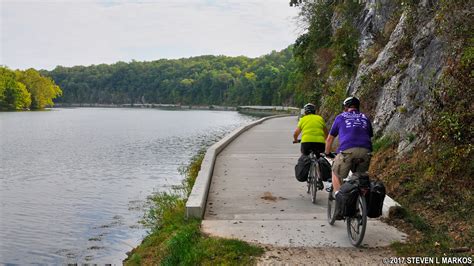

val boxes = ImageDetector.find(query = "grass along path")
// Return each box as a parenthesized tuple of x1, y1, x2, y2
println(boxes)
(124, 153, 264, 265)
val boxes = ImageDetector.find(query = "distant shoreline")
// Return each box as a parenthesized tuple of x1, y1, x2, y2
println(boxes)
(52, 103, 300, 116)
(52, 103, 237, 111)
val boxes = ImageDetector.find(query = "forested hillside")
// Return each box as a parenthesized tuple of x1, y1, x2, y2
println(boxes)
(290, 0, 473, 256)
(43, 48, 307, 107)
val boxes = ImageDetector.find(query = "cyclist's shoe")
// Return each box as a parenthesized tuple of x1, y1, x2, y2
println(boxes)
(326, 184, 333, 193)
(317, 179, 324, 190)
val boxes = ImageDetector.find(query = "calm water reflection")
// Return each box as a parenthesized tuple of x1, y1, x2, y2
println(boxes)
(0, 108, 255, 264)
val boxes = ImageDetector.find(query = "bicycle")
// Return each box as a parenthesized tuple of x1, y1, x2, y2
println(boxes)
(326, 157, 370, 247)
(293, 140, 324, 204)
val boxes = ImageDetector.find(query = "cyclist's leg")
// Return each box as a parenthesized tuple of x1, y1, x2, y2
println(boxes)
(331, 173, 342, 192)
(310, 142, 326, 158)
(312, 143, 326, 189)
(300, 142, 311, 156)
(302, 142, 325, 157)
(332, 152, 351, 192)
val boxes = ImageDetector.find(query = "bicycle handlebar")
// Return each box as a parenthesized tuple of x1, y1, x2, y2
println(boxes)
(323, 152, 337, 159)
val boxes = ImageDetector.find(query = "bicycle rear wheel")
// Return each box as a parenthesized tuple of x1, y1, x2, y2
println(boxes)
(327, 186, 337, 225)
(310, 164, 317, 204)
(346, 195, 367, 247)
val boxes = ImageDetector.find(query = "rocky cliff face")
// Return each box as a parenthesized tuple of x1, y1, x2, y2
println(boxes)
(346, 0, 447, 153)
(325, 1, 473, 254)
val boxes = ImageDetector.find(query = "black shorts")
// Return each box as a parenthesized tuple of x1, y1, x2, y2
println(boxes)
(301, 142, 325, 156)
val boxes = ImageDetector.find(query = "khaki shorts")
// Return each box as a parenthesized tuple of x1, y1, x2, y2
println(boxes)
(333, 147, 371, 182)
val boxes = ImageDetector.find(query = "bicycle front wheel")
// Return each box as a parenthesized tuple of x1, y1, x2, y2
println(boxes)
(346, 195, 367, 247)
(327, 186, 337, 225)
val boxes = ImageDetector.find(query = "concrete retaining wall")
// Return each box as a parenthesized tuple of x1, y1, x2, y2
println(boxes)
(185, 115, 292, 218)
(237, 106, 300, 116)
(382, 194, 401, 218)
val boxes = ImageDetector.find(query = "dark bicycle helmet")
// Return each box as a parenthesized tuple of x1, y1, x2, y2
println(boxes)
(342, 96, 360, 110)
(303, 103, 316, 114)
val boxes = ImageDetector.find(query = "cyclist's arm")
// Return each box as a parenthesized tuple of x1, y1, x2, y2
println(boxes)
(326, 116, 340, 154)
(323, 126, 329, 139)
(293, 127, 302, 143)
(325, 134, 335, 154)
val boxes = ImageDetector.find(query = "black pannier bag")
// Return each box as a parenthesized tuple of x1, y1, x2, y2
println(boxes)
(367, 180, 386, 218)
(295, 155, 311, 182)
(318, 157, 332, 182)
(336, 182, 359, 217)
(357, 173, 370, 188)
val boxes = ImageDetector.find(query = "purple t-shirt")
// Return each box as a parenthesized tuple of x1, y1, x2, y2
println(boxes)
(329, 110, 373, 153)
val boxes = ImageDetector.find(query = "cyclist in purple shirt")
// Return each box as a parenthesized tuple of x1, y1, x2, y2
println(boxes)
(325, 96, 373, 194)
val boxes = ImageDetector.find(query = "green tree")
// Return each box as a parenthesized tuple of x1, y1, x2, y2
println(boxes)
(16, 69, 62, 109)
(290, 0, 362, 116)
(0, 67, 31, 110)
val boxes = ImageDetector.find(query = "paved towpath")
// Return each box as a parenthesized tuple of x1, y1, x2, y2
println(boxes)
(202, 116, 406, 248)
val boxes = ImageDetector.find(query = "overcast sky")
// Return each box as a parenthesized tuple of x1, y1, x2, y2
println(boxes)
(1, 0, 300, 70)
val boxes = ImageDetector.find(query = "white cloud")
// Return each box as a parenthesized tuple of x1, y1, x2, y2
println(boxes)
(1, 0, 299, 70)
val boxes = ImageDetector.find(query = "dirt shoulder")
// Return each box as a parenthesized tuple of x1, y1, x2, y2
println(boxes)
(257, 245, 394, 265)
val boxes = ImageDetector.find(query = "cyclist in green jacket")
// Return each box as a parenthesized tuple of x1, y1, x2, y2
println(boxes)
(293, 103, 328, 156)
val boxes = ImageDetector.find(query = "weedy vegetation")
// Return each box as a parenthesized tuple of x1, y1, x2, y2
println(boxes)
(124, 153, 264, 265)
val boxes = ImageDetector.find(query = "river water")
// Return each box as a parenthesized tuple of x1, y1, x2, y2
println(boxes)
(0, 108, 256, 264)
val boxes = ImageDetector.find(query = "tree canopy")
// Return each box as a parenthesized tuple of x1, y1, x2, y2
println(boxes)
(0, 67, 61, 111)
(43, 47, 306, 107)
